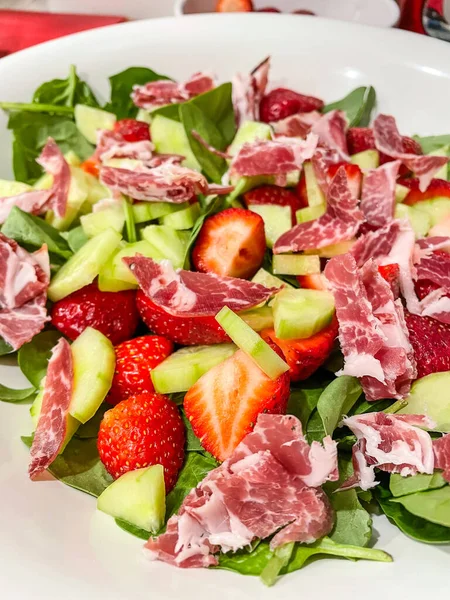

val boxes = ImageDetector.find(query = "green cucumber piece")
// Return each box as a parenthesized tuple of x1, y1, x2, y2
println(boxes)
(46, 166, 89, 231)
(64, 151, 81, 167)
(296, 204, 326, 223)
(151, 344, 237, 394)
(399, 371, 450, 432)
(429, 146, 449, 181)
(215, 307, 289, 379)
(239, 305, 274, 332)
(102, 158, 142, 170)
(69, 327, 116, 424)
(228, 121, 273, 157)
(109, 240, 164, 285)
(136, 108, 152, 124)
(83, 171, 110, 206)
(75, 104, 116, 144)
(0, 179, 31, 196)
(160, 203, 201, 230)
(48, 228, 122, 301)
(98, 248, 138, 292)
(141, 225, 188, 269)
(272, 254, 320, 276)
(395, 183, 411, 204)
(251, 268, 291, 289)
(132, 201, 186, 223)
(304, 240, 355, 258)
(81, 205, 125, 238)
(248, 204, 291, 248)
(272, 288, 335, 340)
(395, 204, 430, 239)
(414, 198, 450, 227)
(350, 149, 380, 170)
(304, 161, 326, 207)
(151, 115, 201, 171)
(97, 465, 165, 533)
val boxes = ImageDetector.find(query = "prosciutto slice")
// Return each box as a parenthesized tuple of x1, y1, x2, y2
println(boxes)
(131, 72, 215, 111)
(433, 434, 450, 482)
(312, 110, 350, 160)
(272, 111, 322, 138)
(373, 115, 448, 192)
(36, 138, 71, 218)
(341, 413, 436, 490)
(95, 129, 155, 163)
(0, 189, 51, 225)
(232, 57, 270, 124)
(124, 257, 278, 316)
(311, 146, 342, 194)
(28, 338, 73, 479)
(145, 414, 337, 568)
(274, 165, 363, 254)
(360, 161, 401, 227)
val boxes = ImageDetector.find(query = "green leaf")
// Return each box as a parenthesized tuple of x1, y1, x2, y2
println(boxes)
(2, 207, 72, 260)
(390, 472, 447, 498)
(287, 385, 324, 428)
(75, 403, 109, 439)
(18, 330, 62, 387)
(218, 542, 271, 576)
(317, 376, 362, 436)
(260, 543, 294, 587)
(0, 383, 36, 403)
(306, 410, 326, 443)
(105, 67, 171, 119)
(188, 83, 236, 146)
(123, 199, 137, 243)
(350, 396, 396, 416)
(390, 487, 450, 528)
(183, 195, 228, 268)
(0, 337, 13, 356)
(115, 518, 150, 540)
(413, 134, 450, 154)
(65, 225, 89, 253)
(181, 410, 203, 453)
(151, 103, 181, 122)
(165, 452, 218, 520)
(0, 102, 74, 115)
(32, 65, 99, 108)
(323, 86, 376, 128)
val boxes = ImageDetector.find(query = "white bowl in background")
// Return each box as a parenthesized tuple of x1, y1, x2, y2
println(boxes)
(175, 0, 400, 27)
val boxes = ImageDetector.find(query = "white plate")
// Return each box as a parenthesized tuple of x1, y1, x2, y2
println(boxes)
(0, 14, 449, 599)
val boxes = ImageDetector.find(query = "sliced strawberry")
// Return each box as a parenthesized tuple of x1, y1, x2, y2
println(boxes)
(401, 178, 450, 205)
(216, 0, 253, 11)
(378, 263, 401, 299)
(295, 171, 309, 209)
(405, 311, 450, 379)
(261, 318, 338, 381)
(192, 207, 266, 279)
(136, 290, 230, 346)
(184, 343, 290, 461)
(107, 335, 174, 406)
(243, 184, 307, 225)
(297, 273, 328, 290)
(114, 118, 151, 142)
(260, 88, 324, 123)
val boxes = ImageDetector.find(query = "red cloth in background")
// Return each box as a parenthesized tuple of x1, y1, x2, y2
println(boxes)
(0, 10, 126, 56)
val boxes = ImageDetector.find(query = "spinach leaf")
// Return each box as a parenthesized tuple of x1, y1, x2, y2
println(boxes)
(165, 452, 218, 520)
(260, 543, 294, 587)
(115, 518, 150, 540)
(0, 383, 36, 403)
(218, 542, 272, 576)
(287, 385, 324, 428)
(75, 403, 109, 439)
(183, 195, 228, 268)
(2, 207, 72, 259)
(105, 67, 171, 119)
(66, 225, 89, 253)
(18, 330, 62, 387)
(413, 134, 450, 154)
(390, 472, 447, 497)
(0, 102, 74, 115)
(323, 86, 376, 128)
(181, 411, 204, 453)
(0, 338, 13, 357)
(306, 410, 326, 443)
(350, 396, 395, 416)
(32, 65, 99, 108)
(317, 376, 362, 436)
(152, 103, 181, 122)
(188, 83, 236, 146)
(390, 487, 450, 528)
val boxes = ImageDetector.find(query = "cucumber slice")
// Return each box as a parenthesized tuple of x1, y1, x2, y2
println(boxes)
(0, 179, 31, 196)
(251, 268, 291, 289)
(414, 198, 450, 227)
(97, 465, 165, 533)
(64, 151, 81, 167)
(81, 205, 125, 238)
(46, 166, 89, 231)
(215, 307, 289, 379)
(102, 158, 143, 170)
(75, 104, 116, 144)
(98, 248, 138, 292)
(110, 240, 164, 284)
(296, 204, 326, 224)
(48, 228, 122, 302)
(83, 171, 110, 206)
(160, 203, 200, 230)
(395, 204, 430, 239)
(228, 121, 273, 157)
(273, 254, 320, 276)
(248, 204, 291, 248)
(304, 161, 326, 207)
(133, 201, 186, 223)
(141, 225, 188, 269)
(272, 288, 335, 340)
(239, 305, 274, 332)
(429, 146, 449, 181)
(69, 327, 116, 424)
(151, 344, 237, 394)
(399, 371, 450, 432)
(136, 108, 152, 124)
(151, 115, 201, 171)
(395, 183, 410, 204)
(303, 240, 355, 258)
(350, 149, 380, 170)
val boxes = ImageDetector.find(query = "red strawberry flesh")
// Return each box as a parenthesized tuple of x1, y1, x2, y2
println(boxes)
(114, 118, 151, 142)
(243, 184, 307, 225)
(260, 87, 324, 123)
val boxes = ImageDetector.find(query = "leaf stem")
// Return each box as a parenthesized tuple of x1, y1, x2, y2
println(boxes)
(0, 102, 74, 115)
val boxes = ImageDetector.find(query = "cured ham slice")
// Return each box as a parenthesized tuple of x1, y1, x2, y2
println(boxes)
(415, 252, 450, 290)
(373, 115, 448, 192)
(341, 413, 436, 490)
(360, 161, 401, 227)
(232, 57, 270, 124)
(132, 72, 215, 111)
(36, 138, 71, 218)
(145, 414, 337, 568)
(312, 110, 350, 160)
(0, 189, 51, 225)
(274, 165, 362, 254)
(311, 146, 342, 194)
(95, 129, 155, 163)
(433, 434, 450, 482)
(28, 338, 73, 479)
(124, 257, 278, 316)
(271, 111, 322, 138)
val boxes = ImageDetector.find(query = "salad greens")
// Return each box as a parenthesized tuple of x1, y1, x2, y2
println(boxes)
(18, 331, 62, 388)
(0, 384, 36, 404)
(323, 86, 376, 128)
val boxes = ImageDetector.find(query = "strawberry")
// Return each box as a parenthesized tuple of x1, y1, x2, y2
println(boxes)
(260, 88, 324, 123)
(184, 343, 290, 461)
(261, 317, 338, 381)
(378, 263, 401, 299)
(402, 178, 450, 205)
(192, 207, 266, 279)
(243, 184, 307, 225)
(405, 311, 450, 379)
(98, 392, 185, 492)
(347, 127, 421, 159)
(297, 273, 328, 290)
(107, 335, 174, 406)
(216, 0, 253, 11)
(136, 290, 230, 346)
(51, 283, 139, 345)
(258, 6, 281, 11)
(114, 118, 151, 142)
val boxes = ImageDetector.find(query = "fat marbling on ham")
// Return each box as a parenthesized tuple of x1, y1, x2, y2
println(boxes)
(145, 414, 337, 568)
(311, 110, 350, 161)
(36, 138, 71, 219)
(232, 57, 270, 125)
(360, 161, 401, 227)
(131, 72, 215, 111)
(433, 434, 450, 482)
(123, 256, 278, 316)
(271, 111, 322, 138)
(28, 338, 73, 479)
(0, 189, 51, 225)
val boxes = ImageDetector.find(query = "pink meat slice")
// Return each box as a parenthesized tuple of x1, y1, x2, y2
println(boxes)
(360, 161, 401, 227)
(272, 111, 322, 138)
(36, 138, 71, 218)
(274, 165, 363, 254)
(311, 146, 342, 194)
(0, 189, 52, 225)
(232, 57, 270, 125)
(95, 129, 155, 163)
(373, 114, 448, 192)
(351, 220, 403, 266)
(124, 256, 278, 316)
(341, 412, 436, 490)
(415, 252, 450, 290)
(312, 110, 350, 160)
(131, 72, 215, 111)
(433, 434, 450, 482)
(28, 338, 73, 479)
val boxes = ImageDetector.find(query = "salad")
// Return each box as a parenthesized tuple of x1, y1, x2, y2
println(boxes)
(1, 57, 450, 586)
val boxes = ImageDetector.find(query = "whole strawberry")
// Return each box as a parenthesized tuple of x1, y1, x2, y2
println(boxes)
(51, 283, 140, 345)
(260, 88, 324, 123)
(107, 335, 174, 406)
(114, 118, 151, 142)
(98, 392, 185, 492)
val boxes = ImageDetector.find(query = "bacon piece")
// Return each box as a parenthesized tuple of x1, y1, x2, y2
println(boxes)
(433, 434, 450, 482)
(271, 111, 322, 138)
(360, 161, 401, 227)
(132, 72, 215, 111)
(274, 165, 363, 254)
(124, 257, 278, 317)
(373, 115, 448, 192)
(36, 138, 70, 218)
(28, 338, 73, 479)
(0, 189, 51, 225)
(232, 57, 270, 125)
(312, 110, 350, 160)
(341, 412, 435, 490)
